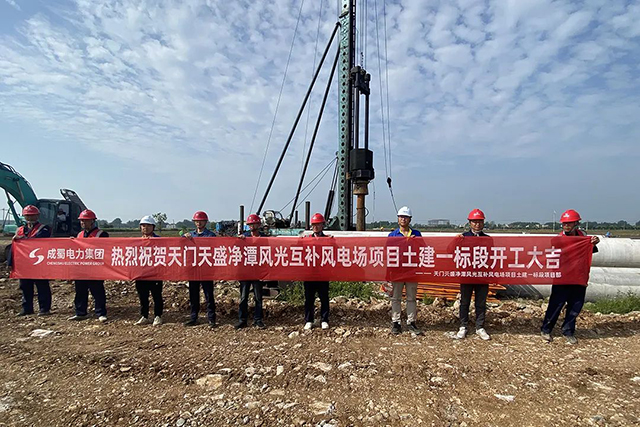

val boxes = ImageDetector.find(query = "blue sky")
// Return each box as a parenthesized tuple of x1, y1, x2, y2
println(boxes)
(1, 0, 639, 225)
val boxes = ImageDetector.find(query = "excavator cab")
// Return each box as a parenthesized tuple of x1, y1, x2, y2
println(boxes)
(35, 198, 83, 237)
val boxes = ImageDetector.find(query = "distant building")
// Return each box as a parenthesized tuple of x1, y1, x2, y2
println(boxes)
(427, 219, 450, 227)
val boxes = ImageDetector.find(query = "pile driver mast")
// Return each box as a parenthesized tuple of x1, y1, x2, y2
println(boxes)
(336, 0, 374, 231)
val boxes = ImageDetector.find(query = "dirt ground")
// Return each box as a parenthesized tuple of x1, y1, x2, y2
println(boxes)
(0, 267, 639, 427)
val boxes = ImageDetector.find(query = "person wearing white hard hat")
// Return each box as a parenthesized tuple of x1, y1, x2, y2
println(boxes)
(388, 206, 422, 335)
(134, 216, 164, 326)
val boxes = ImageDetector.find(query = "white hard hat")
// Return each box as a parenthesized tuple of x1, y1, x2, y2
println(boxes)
(140, 215, 156, 226)
(397, 206, 412, 217)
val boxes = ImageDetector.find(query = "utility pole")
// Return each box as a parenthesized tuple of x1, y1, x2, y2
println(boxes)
(337, 0, 374, 231)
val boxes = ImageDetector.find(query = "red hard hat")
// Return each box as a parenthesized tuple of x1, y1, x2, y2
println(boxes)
(22, 205, 40, 216)
(560, 209, 581, 223)
(192, 211, 208, 221)
(468, 209, 485, 220)
(311, 213, 325, 224)
(78, 209, 97, 220)
(246, 214, 261, 225)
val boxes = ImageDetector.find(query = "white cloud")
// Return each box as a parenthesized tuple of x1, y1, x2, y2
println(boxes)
(0, 0, 638, 222)
(4, 0, 20, 11)
(434, 43, 473, 68)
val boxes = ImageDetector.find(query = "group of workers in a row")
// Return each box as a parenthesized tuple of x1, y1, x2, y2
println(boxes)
(11, 205, 599, 344)
(11, 207, 329, 331)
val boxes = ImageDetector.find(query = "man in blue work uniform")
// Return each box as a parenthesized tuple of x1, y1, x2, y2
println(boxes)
(11, 205, 52, 316)
(183, 210, 217, 327)
(235, 214, 266, 329)
(388, 206, 422, 335)
(451, 209, 492, 341)
(541, 209, 599, 345)
(69, 209, 109, 322)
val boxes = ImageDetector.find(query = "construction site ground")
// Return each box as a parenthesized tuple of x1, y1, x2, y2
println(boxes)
(0, 267, 639, 427)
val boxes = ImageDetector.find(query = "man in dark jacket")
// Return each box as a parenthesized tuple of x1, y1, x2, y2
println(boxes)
(12, 205, 52, 316)
(451, 209, 492, 341)
(69, 209, 109, 322)
(235, 214, 267, 329)
(541, 209, 599, 345)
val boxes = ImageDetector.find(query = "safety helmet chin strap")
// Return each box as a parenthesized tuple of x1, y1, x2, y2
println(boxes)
(564, 223, 579, 235)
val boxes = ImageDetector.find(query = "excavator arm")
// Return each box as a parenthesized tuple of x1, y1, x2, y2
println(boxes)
(0, 162, 38, 225)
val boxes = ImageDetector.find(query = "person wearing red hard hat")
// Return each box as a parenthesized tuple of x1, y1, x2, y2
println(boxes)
(11, 205, 52, 316)
(541, 209, 599, 345)
(183, 210, 217, 327)
(450, 208, 492, 341)
(235, 213, 267, 329)
(69, 209, 109, 323)
(303, 213, 331, 330)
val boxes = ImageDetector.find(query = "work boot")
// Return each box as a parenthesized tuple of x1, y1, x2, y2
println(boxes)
(304, 322, 313, 330)
(476, 328, 491, 341)
(253, 320, 266, 329)
(565, 335, 578, 345)
(234, 321, 247, 330)
(408, 322, 423, 335)
(68, 314, 88, 321)
(452, 327, 467, 340)
(391, 322, 402, 335)
(135, 316, 150, 325)
(184, 319, 198, 327)
(541, 332, 552, 342)
(153, 316, 163, 326)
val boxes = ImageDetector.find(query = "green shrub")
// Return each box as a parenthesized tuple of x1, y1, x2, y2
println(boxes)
(422, 295, 435, 305)
(584, 293, 640, 314)
(277, 282, 306, 305)
(329, 281, 377, 300)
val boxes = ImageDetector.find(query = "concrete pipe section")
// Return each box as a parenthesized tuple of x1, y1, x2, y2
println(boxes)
(297, 231, 640, 301)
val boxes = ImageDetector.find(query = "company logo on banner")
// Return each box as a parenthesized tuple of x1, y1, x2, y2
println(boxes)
(29, 249, 45, 265)
(11, 236, 594, 284)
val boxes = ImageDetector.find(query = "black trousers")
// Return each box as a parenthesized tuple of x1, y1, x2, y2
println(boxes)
(19, 279, 51, 314)
(541, 285, 586, 336)
(189, 281, 215, 322)
(239, 280, 263, 322)
(304, 281, 330, 323)
(459, 284, 489, 329)
(74, 280, 107, 316)
(135, 281, 163, 318)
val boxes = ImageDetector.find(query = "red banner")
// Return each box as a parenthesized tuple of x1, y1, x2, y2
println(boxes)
(10, 236, 593, 284)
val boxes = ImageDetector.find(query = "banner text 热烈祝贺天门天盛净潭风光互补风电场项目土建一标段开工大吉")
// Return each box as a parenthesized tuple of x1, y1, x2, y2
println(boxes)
(10, 236, 594, 285)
